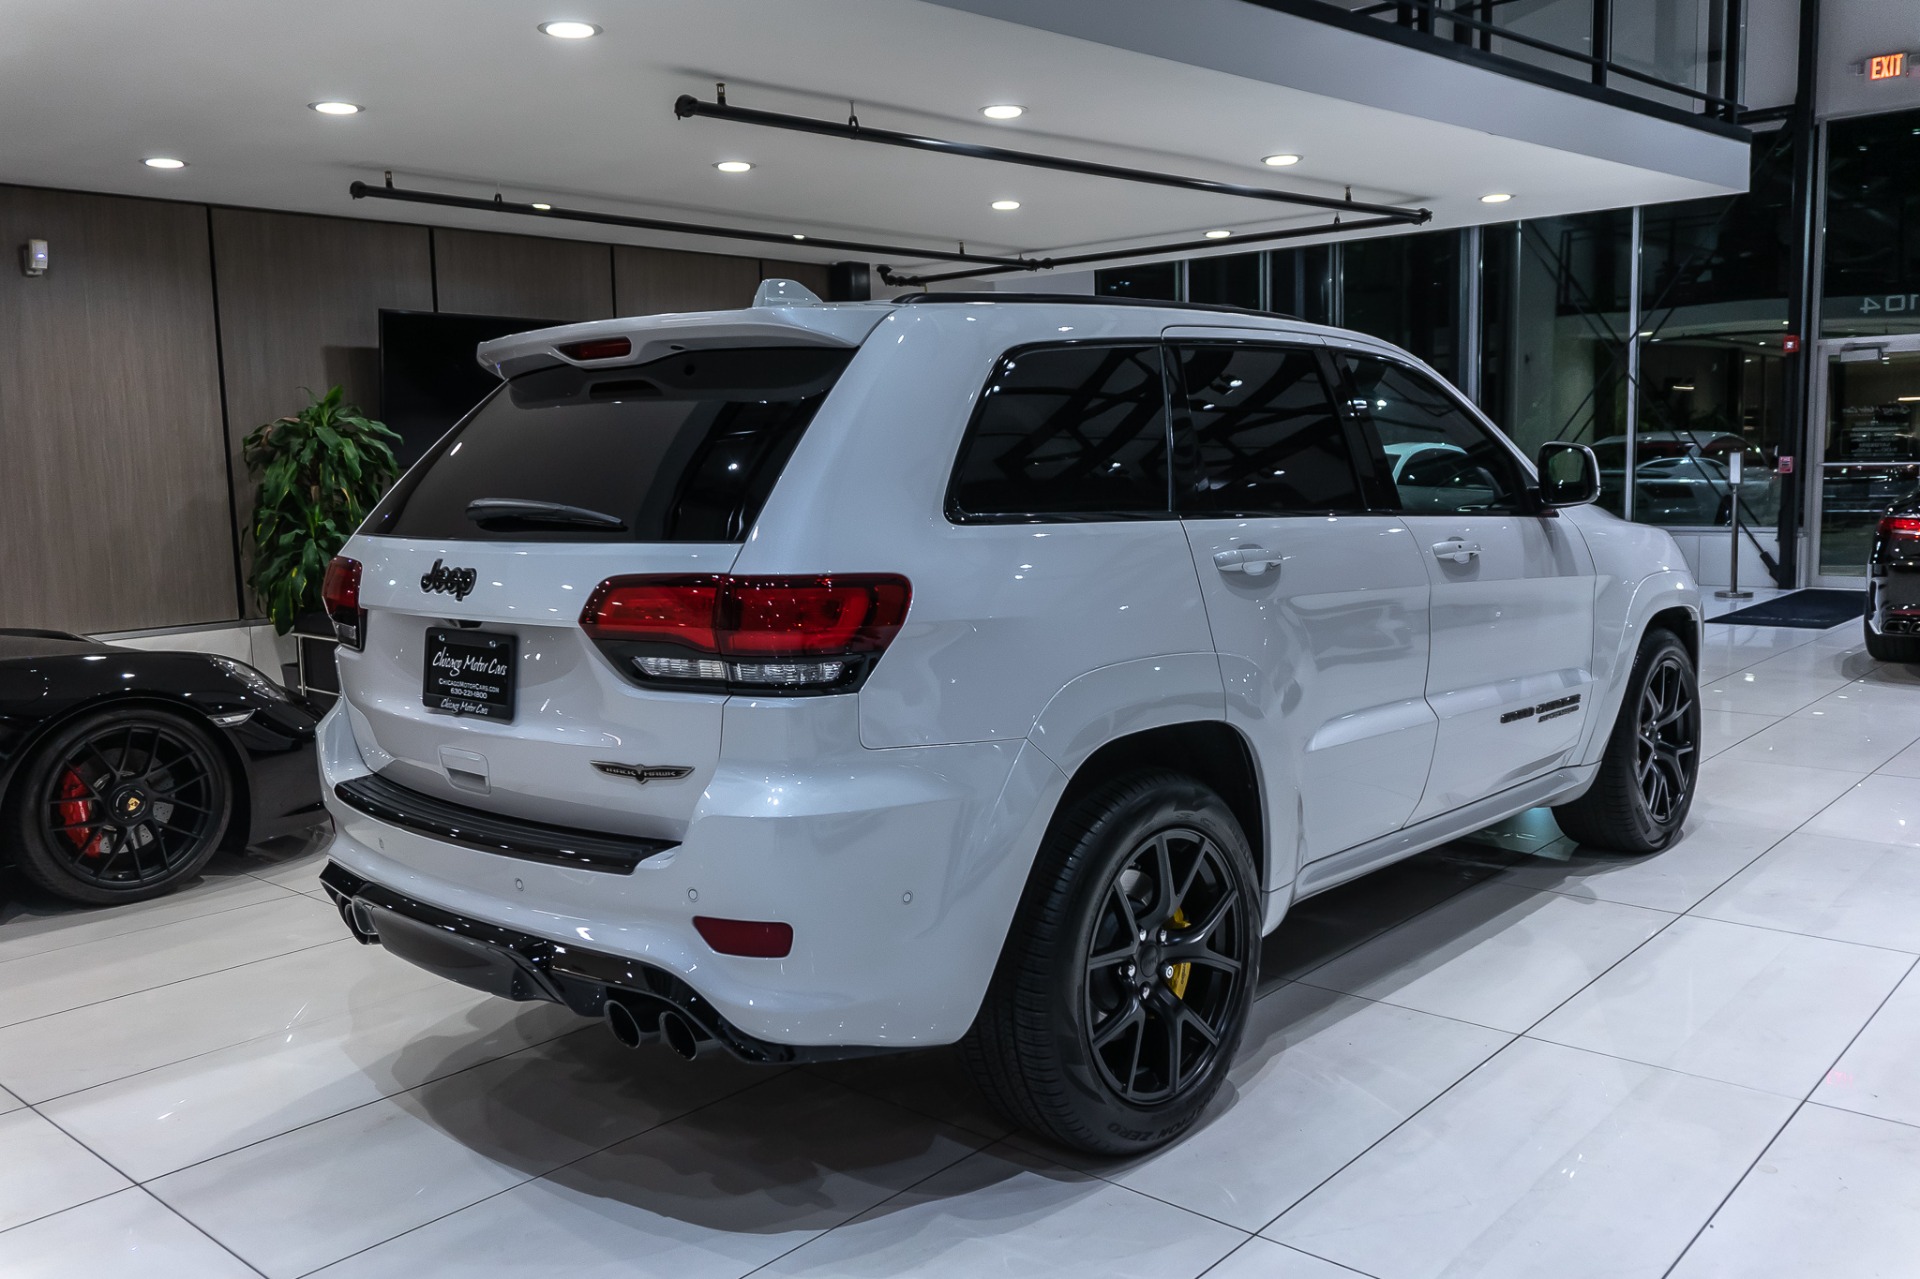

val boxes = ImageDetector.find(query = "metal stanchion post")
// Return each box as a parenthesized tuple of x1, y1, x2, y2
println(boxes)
(1716, 450, 1753, 600)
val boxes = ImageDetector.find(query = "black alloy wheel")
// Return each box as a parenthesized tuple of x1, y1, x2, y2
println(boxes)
(964, 770, 1259, 1155)
(8, 709, 232, 905)
(1554, 628, 1699, 854)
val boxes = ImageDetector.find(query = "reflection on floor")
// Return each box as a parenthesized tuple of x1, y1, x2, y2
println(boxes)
(4, 591, 1919, 1277)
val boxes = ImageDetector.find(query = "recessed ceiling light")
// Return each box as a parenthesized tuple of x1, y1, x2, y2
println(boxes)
(715, 160, 753, 173)
(309, 101, 361, 115)
(1262, 153, 1301, 167)
(143, 157, 186, 169)
(539, 20, 599, 38)
(1480, 192, 1514, 203)
(1204, 229, 1232, 239)
(982, 105, 1024, 120)
(991, 199, 1021, 211)
(792, 233, 806, 240)
(531, 203, 552, 210)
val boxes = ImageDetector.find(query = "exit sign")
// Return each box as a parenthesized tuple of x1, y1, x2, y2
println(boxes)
(1861, 51, 1913, 80)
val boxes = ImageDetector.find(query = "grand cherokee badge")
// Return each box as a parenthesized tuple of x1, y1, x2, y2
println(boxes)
(420, 559, 478, 600)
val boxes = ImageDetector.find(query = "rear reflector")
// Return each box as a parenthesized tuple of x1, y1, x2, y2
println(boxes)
(580, 574, 910, 691)
(322, 556, 365, 649)
(693, 916, 793, 958)
(558, 336, 632, 362)
(1880, 515, 1920, 541)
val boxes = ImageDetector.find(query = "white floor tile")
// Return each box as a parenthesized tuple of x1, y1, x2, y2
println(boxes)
(1812, 966, 1920, 1127)
(1087, 984, 1507, 1231)
(0, 1188, 258, 1279)
(0, 893, 341, 1029)
(1802, 773, 1920, 846)
(1877, 738, 1920, 778)
(0, 1107, 131, 1232)
(243, 838, 332, 897)
(1668, 1104, 1920, 1279)
(151, 1031, 778, 1279)
(1530, 916, 1911, 1097)
(1700, 709, 1781, 758)
(756, 1141, 1247, 1279)
(0, 1084, 21, 1116)
(0, 938, 445, 1103)
(1687, 757, 1861, 830)
(1204, 1237, 1369, 1279)
(1719, 712, 1918, 775)
(0, 870, 298, 965)
(42, 983, 583, 1181)
(1267, 1038, 1794, 1279)
(1262, 852, 1498, 983)
(1496, 820, 1780, 913)
(1699, 665, 1848, 718)
(1791, 682, 1920, 732)
(806, 1046, 1013, 1141)
(309, 1071, 988, 1279)
(1299, 881, 1671, 1032)
(1692, 831, 1920, 953)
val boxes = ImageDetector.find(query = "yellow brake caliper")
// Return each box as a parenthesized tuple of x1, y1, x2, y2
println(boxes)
(1169, 908, 1191, 1000)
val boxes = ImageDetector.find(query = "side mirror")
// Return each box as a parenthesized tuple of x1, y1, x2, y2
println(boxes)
(1537, 441, 1601, 508)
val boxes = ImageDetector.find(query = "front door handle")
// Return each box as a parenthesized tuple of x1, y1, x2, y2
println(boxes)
(1431, 538, 1481, 564)
(1213, 545, 1283, 576)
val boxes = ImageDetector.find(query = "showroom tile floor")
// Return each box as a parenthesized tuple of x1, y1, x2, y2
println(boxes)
(3, 595, 1919, 1278)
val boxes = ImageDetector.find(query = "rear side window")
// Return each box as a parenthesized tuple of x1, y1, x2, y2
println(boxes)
(948, 344, 1170, 521)
(363, 346, 852, 543)
(1171, 343, 1363, 514)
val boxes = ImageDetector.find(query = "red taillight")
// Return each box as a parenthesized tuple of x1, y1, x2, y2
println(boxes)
(693, 916, 793, 958)
(580, 574, 911, 691)
(558, 336, 632, 362)
(322, 556, 365, 649)
(1880, 515, 1920, 542)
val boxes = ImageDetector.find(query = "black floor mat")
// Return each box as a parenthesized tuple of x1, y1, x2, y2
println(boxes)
(1709, 588, 1866, 629)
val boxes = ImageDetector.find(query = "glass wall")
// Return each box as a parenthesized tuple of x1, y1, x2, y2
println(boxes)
(1187, 252, 1262, 309)
(1824, 108, 1920, 338)
(1342, 229, 1463, 384)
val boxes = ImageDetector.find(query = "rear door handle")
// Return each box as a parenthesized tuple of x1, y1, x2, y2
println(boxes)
(1213, 545, 1283, 576)
(1431, 538, 1481, 564)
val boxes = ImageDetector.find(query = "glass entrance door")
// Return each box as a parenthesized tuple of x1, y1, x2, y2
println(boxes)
(1812, 338, 1920, 584)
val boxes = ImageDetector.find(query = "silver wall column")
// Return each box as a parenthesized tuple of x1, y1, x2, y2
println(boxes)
(1624, 206, 1643, 523)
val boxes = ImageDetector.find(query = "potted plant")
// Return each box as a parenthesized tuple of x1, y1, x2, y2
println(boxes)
(244, 386, 400, 694)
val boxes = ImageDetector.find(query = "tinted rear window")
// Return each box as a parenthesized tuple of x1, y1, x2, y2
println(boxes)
(363, 346, 852, 543)
(948, 344, 1171, 521)
(1171, 343, 1363, 514)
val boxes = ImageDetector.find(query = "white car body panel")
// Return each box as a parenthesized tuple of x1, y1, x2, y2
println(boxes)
(319, 292, 1699, 1049)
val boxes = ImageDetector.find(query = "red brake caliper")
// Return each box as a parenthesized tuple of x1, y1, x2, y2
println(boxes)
(56, 768, 103, 857)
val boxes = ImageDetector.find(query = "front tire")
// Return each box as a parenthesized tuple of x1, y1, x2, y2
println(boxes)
(1554, 629, 1699, 854)
(6, 708, 233, 905)
(963, 770, 1258, 1155)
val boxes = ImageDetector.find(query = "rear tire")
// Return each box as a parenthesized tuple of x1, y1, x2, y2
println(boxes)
(962, 770, 1258, 1155)
(1553, 629, 1699, 854)
(1865, 616, 1920, 664)
(6, 708, 232, 905)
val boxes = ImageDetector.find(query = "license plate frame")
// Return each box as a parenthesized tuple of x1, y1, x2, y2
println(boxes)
(422, 628, 517, 721)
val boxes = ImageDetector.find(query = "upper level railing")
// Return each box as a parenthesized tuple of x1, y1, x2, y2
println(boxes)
(1250, 0, 1747, 129)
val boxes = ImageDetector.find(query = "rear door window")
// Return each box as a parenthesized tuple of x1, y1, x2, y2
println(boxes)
(1170, 342, 1364, 515)
(948, 344, 1171, 521)
(363, 346, 852, 543)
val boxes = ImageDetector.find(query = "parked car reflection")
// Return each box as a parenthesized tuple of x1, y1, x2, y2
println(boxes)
(1591, 431, 1780, 526)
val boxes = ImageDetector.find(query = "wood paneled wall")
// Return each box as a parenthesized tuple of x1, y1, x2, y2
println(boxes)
(0, 186, 234, 632)
(1, 184, 847, 633)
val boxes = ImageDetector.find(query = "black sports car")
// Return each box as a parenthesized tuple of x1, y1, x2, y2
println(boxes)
(0, 629, 325, 904)
(1867, 498, 1920, 664)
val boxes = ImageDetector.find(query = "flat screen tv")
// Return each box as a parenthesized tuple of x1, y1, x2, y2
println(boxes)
(378, 310, 555, 469)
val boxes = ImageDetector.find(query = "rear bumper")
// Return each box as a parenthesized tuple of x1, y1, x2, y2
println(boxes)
(316, 699, 1064, 1048)
(1870, 564, 1920, 637)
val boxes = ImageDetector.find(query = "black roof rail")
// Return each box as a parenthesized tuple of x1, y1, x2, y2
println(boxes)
(893, 293, 1302, 322)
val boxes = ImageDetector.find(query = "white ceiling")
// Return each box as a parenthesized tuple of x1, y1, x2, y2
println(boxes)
(0, 0, 1752, 277)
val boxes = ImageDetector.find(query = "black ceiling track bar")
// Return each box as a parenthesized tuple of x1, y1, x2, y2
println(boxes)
(347, 180, 1040, 269)
(878, 213, 1414, 286)
(673, 94, 1432, 226)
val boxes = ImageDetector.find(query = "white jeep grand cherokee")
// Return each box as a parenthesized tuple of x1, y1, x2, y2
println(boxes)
(316, 283, 1701, 1153)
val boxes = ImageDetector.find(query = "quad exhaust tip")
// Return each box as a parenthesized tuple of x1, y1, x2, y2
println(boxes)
(603, 996, 717, 1060)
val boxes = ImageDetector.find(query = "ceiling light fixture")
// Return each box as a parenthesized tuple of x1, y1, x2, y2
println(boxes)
(1262, 153, 1301, 167)
(981, 105, 1024, 120)
(1480, 192, 1513, 204)
(1204, 229, 1233, 239)
(143, 157, 186, 169)
(991, 199, 1021, 211)
(715, 160, 753, 173)
(539, 20, 600, 38)
(531, 203, 552, 210)
(1899, 395, 1920, 402)
(792, 233, 806, 239)
(310, 101, 361, 115)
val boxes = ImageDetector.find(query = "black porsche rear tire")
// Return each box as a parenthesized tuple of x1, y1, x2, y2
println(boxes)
(7, 708, 232, 905)
(1553, 629, 1699, 855)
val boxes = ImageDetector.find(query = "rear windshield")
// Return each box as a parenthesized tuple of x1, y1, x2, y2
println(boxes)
(362, 346, 852, 543)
